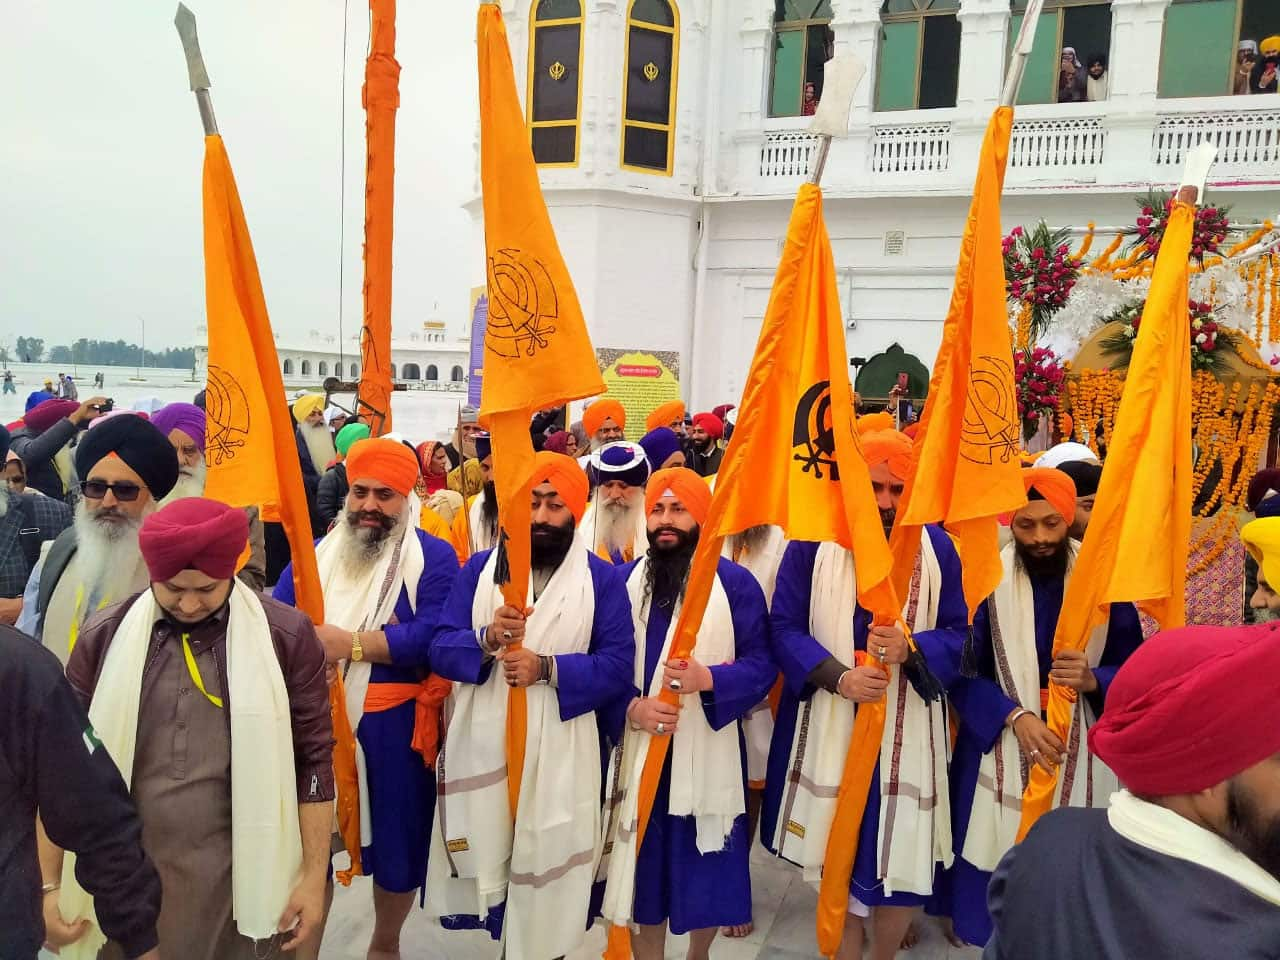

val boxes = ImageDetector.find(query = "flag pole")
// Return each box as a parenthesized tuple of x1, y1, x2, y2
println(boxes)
(175, 3, 218, 135)
(1000, 0, 1046, 107)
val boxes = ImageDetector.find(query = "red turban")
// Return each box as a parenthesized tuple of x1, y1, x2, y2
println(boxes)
(345, 438, 420, 497)
(583, 399, 625, 438)
(1017, 467, 1076, 522)
(140, 497, 249, 582)
(645, 399, 686, 433)
(1089, 623, 1280, 795)
(646, 467, 712, 525)
(691, 412, 723, 441)
(527, 450, 589, 522)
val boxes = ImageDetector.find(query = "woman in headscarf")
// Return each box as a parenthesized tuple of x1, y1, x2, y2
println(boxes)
(415, 441, 450, 498)
(1058, 47, 1086, 103)
(542, 430, 578, 458)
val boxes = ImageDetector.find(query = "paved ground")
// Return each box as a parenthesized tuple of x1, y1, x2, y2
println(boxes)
(320, 844, 983, 959)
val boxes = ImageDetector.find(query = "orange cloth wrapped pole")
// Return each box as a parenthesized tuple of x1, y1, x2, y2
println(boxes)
(475, 4, 604, 822)
(601, 184, 899, 960)
(1016, 196, 1195, 839)
(357, 0, 399, 436)
(888, 107, 1026, 621)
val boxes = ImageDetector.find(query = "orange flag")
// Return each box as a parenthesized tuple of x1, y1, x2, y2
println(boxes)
(199, 132, 354, 867)
(889, 107, 1026, 620)
(601, 183, 898, 960)
(1017, 194, 1194, 837)
(357, 0, 400, 436)
(476, 3, 604, 818)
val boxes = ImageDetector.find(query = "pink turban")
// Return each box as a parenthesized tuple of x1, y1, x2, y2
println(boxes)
(140, 497, 249, 582)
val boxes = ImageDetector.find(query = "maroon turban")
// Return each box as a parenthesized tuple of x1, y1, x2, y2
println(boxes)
(24, 398, 80, 434)
(1089, 623, 1280, 796)
(139, 497, 249, 582)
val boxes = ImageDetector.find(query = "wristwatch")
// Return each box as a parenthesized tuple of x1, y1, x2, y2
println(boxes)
(350, 631, 364, 662)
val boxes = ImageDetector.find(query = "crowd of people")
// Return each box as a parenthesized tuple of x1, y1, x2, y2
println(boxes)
(0, 385, 1277, 960)
(1237, 36, 1280, 96)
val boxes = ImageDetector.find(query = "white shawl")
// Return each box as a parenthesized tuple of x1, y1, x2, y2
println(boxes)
(769, 538, 952, 895)
(315, 506, 424, 850)
(599, 559, 741, 928)
(962, 542, 1114, 871)
(59, 581, 301, 958)
(425, 545, 601, 959)
(467, 491, 499, 555)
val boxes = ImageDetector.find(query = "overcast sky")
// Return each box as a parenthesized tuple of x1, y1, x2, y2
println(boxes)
(0, 0, 479, 352)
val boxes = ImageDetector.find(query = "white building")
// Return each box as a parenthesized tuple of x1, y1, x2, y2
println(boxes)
(488, 0, 1280, 409)
(194, 326, 471, 391)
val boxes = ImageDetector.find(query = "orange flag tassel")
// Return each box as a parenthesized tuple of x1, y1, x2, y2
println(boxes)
(889, 107, 1026, 620)
(475, 3, 604, 822)
(1017, 194, 1194, 838)
(358, 0, 400, 436)
(601, 184, 898, 959)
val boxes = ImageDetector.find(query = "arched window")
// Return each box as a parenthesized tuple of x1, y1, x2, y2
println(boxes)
(283, 358, 294, 375)
(451, 365, 465, 382)
(876, 0, 961, 111)
(390, 364, 398, 380)
(621, 0, 679, 174)
(318, 361, 328, 376)
(350, 362, 359, 379)
(769, 1, 835, 117)
(1009, 0, 1112, 105)
(529, 0, 584, 166)
(402, 362, 421, 380)
(335, 358, 343, 376)
(426, 364, 439, 381)
(1159, 0, 1271, 98)
(300, 359, 312, 376)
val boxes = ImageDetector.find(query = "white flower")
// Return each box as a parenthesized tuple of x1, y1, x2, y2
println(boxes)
(1195, 332, 1208, 345)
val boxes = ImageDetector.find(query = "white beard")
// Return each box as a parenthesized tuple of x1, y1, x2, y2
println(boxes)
(73, 500, 154, 602)
(158, 458, 208, 508)
(332, 507, 408, 577)
(595, 495, 644, 554)
(300, 422, 337, 472)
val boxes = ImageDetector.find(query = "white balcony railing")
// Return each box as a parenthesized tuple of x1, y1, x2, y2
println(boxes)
(1153, 102, 1280, 172)
(1010, 115, 1106, 169)
(759, 130, 818, 179)
(870, 121, 952, 174)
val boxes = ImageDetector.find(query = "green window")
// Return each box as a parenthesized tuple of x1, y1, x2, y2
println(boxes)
(621, 0, 679, 174)
(769, 1, 836, 118)
(876, 0, 961, 112)
(1159, 1, 1280, 98)
(1008, 0, 1113, 106)
(529, 0, 583, 166)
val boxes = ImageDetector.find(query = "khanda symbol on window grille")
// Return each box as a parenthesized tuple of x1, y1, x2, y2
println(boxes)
(960, 355, 1020, 465)
(485, 248, 560, 360)
(643, 61, 660, 82)
(793, 380, 840, 481)
(549, 61, 566, 81)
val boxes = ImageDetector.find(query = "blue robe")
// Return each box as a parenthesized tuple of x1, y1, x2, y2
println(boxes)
(610, 557, 776, 934)
(761, 529, 967, 908)
(936, 575, 1143, 946)
(274, 528, 459, 893)
(429, 547, 636, 939)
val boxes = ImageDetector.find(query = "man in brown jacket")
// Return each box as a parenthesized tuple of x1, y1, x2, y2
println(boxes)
(41, 497, 335, 960)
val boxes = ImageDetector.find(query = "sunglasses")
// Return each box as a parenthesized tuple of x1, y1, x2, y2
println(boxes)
(80, 480, 142, 502)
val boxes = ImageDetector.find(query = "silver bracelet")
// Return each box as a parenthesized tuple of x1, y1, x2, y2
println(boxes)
(836, 669, 852, 699)
(1006, 707, 1032, 729)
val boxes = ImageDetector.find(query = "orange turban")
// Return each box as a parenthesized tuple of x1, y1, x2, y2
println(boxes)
(646, 467, 712, 525)
(856, 411, 895, 434)
(583, 398, 625, 437)
(527, 450, 589, 522)
(1018, 467, 1077, 522)
(345, 438, 420, 497)
(645, 399, 686, 433)
(860, 429, 913, 480)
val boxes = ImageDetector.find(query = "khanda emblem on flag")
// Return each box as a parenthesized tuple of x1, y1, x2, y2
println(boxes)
(485, 247, 560, 360)
(960, 354, 1019, 465)
(793, 380, 840, 481)
(203, 364, 252, 466)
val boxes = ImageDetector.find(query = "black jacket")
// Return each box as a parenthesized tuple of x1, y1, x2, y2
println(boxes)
(316, 463, 349, 532)
(8, 419, 80, 501)
(686, 441, 724, 478)
(0, 628, 160, 959)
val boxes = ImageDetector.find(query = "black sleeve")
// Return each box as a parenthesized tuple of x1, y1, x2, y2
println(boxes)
(36, 681, 161, 958)
(11, 418, 78, 469)
(806, 655, 848, 695)
(315, 470, 341, 528)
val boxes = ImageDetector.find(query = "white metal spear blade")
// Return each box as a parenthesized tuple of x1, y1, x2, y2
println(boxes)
(174, 3, 218, 134)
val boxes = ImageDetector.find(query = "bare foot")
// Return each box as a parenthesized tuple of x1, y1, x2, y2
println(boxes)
(722, 922, 754, 938)
(900, 920, 919, 950)
(938, 917, 966, 949)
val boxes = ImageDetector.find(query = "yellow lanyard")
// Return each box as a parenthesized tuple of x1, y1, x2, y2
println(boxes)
(181, 633, 224, 709)
(67, 584, 111, 655)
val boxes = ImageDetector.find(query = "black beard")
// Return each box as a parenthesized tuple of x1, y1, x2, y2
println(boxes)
(481, 479, 499, 534)
(344, 509, 395, 538)
(1227, 779, 1280, 883)
(530, 520, 575, 569)
(879, 507, 896, 538)
(643, 525, 699, 610)
(1014, 538, 1072, 579)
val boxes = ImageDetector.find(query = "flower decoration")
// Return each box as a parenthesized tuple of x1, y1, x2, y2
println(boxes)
(1014, 346, 1066, 441)
(1099, 297, 1236, 373)
(1127, 190, 1232, 266)
(1004, 222, 1082, 344)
